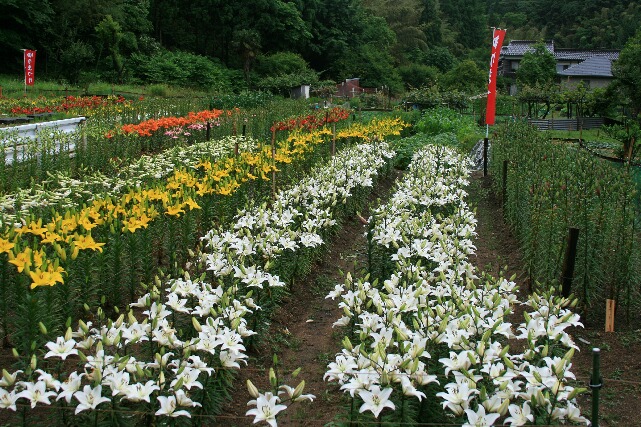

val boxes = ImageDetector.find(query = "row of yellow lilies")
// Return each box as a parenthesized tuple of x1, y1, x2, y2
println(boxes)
(0, 117, 408, 289)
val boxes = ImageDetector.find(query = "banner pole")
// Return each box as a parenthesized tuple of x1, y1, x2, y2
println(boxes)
(22, 49, 26, 97)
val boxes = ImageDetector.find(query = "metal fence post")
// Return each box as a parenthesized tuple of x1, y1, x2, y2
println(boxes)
(590, 348, 602, 427)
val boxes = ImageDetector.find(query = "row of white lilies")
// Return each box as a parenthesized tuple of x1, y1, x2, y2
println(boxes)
(325, 144, 589, 426)
(0, 135, 258, 227)
(0, 140, 395, 425)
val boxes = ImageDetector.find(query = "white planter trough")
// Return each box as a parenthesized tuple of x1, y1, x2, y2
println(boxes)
(1, 117, 86, 165)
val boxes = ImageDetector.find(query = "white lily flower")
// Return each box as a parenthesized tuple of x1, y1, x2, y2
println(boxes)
(44, 337, 78, 360)
(358, 385, 395, 418)
(504, 402, 534, 426)
(16, 381, 57, 408)
(73, 384, 110, 414)
(156, 395, 192, 418)
(0, 388, 19, 411)
(463, 405, 501, 427)
(246, 391, 287, 427)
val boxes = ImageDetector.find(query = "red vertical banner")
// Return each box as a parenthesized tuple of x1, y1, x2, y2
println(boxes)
(24, 50, 36, 86)
(485, 29, 506, 126)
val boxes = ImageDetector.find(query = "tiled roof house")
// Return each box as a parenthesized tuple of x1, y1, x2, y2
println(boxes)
(499, 40, 620, 94)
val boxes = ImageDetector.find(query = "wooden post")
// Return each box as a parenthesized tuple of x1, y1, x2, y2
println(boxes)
(605, 299, 616, 332)
(483, 137, 489, 177)
(561, 227, 580, 298)
(271, 128, 276, 199)
(332, 122, 336, 157)
(81, 119, 87, 151)
(206, 122, 211, 141)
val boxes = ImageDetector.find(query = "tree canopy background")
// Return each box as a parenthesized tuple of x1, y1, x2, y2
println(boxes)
(0, 0, 639, 95)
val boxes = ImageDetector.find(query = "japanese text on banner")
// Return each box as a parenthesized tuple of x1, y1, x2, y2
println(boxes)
(24, 50, 36, 86)
(485, 29, 506, 126)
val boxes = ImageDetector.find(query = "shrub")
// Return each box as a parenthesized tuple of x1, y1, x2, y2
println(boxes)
(129, 50, 233, 91)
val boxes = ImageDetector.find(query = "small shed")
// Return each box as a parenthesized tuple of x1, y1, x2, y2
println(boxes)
(336, 78, 377, 98)
(290, 84, 310, 99)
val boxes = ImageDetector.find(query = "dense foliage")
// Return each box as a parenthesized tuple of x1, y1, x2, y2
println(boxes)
(1, 0, 640, 95)
(489, 121, 641, 326)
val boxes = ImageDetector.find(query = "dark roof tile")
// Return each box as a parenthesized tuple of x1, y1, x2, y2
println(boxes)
(558, 55, 614, 77)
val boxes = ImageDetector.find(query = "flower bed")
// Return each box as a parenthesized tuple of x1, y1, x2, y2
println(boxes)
(325, 141, 588, 426)
(0, 132, 402, 425)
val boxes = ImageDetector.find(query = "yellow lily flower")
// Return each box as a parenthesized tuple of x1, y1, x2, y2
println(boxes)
(184, 198, 201, 211)
(73, 234, 106, 252)
(29, 269, 60, 289)
(165, 204, 185, 217)
(0, 237, 15, 254)
(9, 247, 32, 273)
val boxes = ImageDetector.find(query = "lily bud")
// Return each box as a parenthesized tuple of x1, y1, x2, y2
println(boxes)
(342, 337, 353, 351)
(93, 367, 102, 384)
(269, 367, 277, 388)
(247, 379, 260, 398)
(115, 314, 124, 329)
(2, 369, 15, 386)
(564, 347, 575, 362)
(192, 317, 202, 332)
(293, 380, 305, 399)
(173, 376, 184, 390)
(498, 398, 510, 416)
(567, 387, 587, 400)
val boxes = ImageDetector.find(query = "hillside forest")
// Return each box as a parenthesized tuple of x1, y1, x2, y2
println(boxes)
(1, 0, 641, 96)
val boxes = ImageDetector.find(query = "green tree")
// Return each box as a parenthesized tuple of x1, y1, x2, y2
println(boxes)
(0, 0, 53, 72)
(232, 28, 261, 84)
(398, 64, 439, 89)
(440, 60, 486, 94)
(95, 15, 125, 82)
(253, 52, 318, 95)
(516, 42, 557, 88)
(335, 15, 403, 93)
(517, 83, 558, 118)
(612, 26, 641, 118)
(420, 0, 443, 45)
(362, 0, 427, 61)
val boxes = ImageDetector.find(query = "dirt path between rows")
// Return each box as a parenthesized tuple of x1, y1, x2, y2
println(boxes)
(214, 168, 402, 426)
(213, 168, 640, 427)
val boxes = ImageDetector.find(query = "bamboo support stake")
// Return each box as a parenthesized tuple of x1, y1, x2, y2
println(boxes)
(605, 299, 616, 332)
